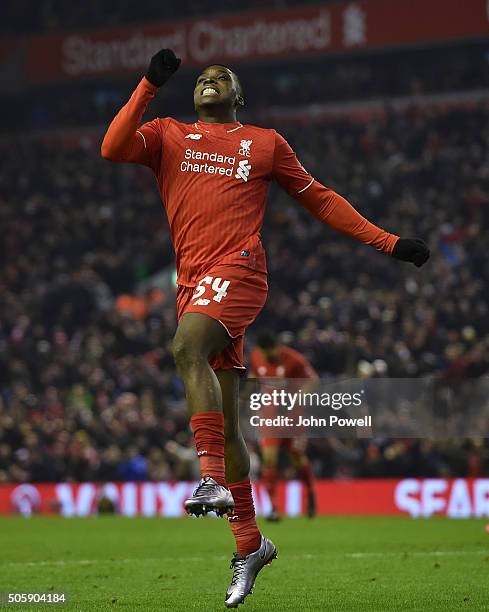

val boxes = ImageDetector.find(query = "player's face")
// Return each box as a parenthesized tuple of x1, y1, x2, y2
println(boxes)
(193, 66, 242, 113)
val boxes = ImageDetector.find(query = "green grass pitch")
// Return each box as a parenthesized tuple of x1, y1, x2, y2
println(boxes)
(1, 516, 488, 611)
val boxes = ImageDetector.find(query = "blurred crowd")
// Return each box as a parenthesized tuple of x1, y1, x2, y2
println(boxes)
(1, 93, 489, 483)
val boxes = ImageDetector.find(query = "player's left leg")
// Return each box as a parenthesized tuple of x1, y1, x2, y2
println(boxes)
(173, 312, 234, 516)
(290, 438, 316, 518)
(217, 368, 277, 609)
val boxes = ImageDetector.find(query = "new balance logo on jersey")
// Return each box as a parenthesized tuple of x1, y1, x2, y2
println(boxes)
(235, 159, 251, 182)
(185, 133, 203, 140)
(238, 139, 252, 156)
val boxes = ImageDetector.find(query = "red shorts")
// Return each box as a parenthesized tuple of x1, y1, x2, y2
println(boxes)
(176, 264, 268, 371)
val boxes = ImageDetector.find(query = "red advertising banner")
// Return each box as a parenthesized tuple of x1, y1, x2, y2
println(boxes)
(1, 0, 488, 85)
(1, 479, 489, 518)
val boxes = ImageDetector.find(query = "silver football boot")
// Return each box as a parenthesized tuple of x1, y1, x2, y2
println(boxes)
(224, 536, 277, 608)
(184, 476, 234, 517)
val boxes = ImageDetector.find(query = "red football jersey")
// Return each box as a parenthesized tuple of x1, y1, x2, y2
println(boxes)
(101, 78, 399, 287)
(250, 345, 317, 379)
(136, 115, 313, 286)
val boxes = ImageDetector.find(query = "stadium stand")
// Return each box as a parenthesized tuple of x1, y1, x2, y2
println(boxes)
(2, 0, 332, 36)
(1, 95, 488, 482)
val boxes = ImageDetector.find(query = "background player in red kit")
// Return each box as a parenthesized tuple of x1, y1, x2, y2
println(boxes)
(101, 49, 430, 607)
(250, 332, 318, 522)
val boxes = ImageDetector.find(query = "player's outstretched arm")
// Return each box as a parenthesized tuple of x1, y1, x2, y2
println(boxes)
(100, 49, 180, 163)
(298, 182, 430, 266)
(271, 131, 430, 267)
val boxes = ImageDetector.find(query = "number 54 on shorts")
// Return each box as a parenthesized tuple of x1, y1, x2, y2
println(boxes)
(192, 276, 231, 306)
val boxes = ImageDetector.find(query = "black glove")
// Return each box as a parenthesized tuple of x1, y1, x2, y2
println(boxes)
(145, 49, 181, 87)
(392, 238, 430, 267)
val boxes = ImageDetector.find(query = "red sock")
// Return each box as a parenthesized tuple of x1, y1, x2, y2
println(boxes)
(298, 462, 314, 490)
(190, 412, 226, 486)
(227, 479, 261, 557)
(262, 466, 279, 510)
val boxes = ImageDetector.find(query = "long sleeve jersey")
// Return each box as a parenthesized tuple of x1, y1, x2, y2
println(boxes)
(101, 77, 399, 287)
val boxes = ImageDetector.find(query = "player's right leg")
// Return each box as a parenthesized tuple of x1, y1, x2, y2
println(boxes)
(290, 443, 316, 519)
(175, 265, 267, 519)
(172, 312, 234, 516)
(218, 369, 277, 608)
(261, 442, 281, 521)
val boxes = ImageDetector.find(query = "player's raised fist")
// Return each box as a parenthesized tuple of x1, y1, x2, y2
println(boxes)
(145, 49, 181, 87)
(392, 238, 430, 267)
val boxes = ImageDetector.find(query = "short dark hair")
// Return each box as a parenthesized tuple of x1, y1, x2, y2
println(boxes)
(256, 331, 277, 350)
